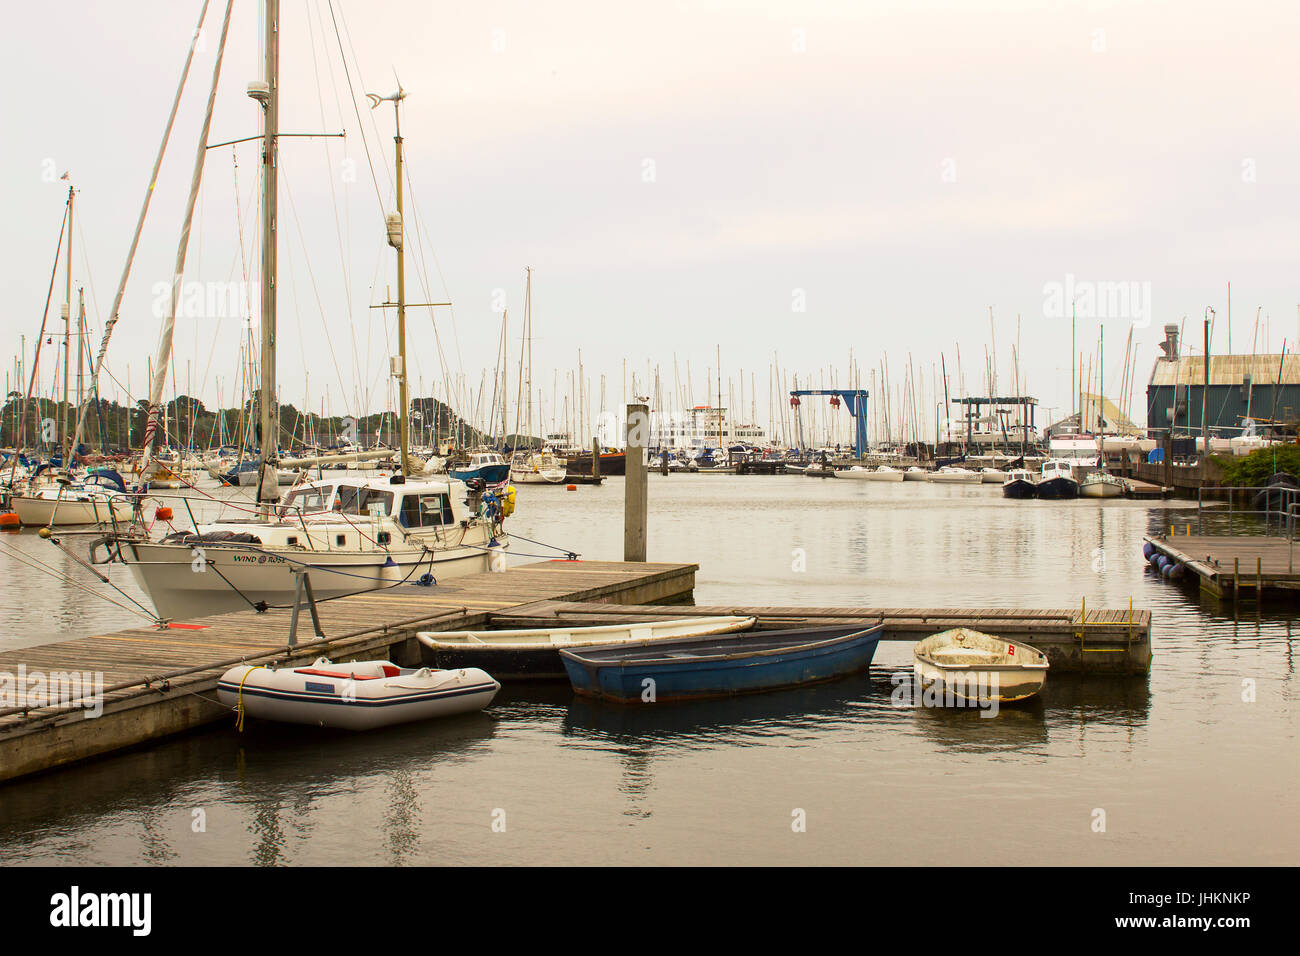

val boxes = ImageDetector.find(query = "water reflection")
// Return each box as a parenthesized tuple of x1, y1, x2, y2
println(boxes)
(562, 674, 877, 748)
(0, 713, 497, 863)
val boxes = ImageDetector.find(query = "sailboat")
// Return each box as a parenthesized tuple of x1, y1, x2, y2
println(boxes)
(101, 2, 509, 621)
(508, 268, 567, 485)
(8, 188, 134, 527)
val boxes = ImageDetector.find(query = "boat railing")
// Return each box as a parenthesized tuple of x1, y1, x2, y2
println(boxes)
(1193, 484, 1300, 539)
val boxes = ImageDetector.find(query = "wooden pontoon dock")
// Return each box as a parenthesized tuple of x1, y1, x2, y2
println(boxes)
(0, 560, 1151, 784)
(1145, 533, 1300, 599)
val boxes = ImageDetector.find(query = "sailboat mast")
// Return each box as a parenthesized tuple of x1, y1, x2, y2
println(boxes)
(256, 0, 280, 504)
(62, 185, 73, 466)
(389, 93, 412, 475)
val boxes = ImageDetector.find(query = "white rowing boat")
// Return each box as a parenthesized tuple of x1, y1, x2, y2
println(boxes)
(417, 615, 757, 678)
(217, 657, 499, 730)
(912, 628, 1049, 703)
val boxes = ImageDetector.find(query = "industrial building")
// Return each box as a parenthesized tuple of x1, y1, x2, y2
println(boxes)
(1145, 324, 1300, 438)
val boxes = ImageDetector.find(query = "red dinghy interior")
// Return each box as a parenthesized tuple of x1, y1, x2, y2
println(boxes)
(292, 665, 401, 680)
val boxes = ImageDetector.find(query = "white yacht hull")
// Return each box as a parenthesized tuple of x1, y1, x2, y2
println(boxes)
(11, 493, 133, 527)
(1079, 477, 1124, 498)
(122, 539, 498, 621)
(510, 468, 567, 484)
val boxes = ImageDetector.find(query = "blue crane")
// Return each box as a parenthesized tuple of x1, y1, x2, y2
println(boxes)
(788, 389, 869, 457)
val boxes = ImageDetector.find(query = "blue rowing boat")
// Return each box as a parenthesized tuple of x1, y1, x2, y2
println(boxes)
(559, 624, 883, 703)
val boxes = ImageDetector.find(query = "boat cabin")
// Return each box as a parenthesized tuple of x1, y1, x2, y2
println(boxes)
(279, 477, 468, 529)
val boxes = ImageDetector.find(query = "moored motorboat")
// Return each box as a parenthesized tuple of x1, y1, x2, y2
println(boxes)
(913, 628, 1049, 703)
(832, 465, 872, 479)
(902, 466, 929, 481)
(448, 451, 510, 484)
(416, 615, 757, 679)
(1079, 470, 1125, 498)
(1001, 468, 1037, 499)
(980, 467, 1008, 484)
(559, 624, 883, 702)
(1035, 459, 1080, 499)
(216, 657, 500, 730)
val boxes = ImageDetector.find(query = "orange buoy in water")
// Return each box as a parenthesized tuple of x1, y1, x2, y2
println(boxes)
(0, 512, 20, 529)
(155, 506, 174, 521)
(566, 484, 577, 491)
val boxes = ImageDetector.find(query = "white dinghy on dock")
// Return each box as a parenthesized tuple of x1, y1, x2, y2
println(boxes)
(217, 658, 500, 730)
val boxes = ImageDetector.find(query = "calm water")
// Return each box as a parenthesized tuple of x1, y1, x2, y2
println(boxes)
(0, 475, 1296, 865)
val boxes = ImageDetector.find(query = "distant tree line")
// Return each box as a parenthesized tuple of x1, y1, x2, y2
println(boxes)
(0, 391, 505, 454)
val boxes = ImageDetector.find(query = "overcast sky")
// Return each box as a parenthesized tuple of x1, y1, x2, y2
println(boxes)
(3, 0, 1297, 440)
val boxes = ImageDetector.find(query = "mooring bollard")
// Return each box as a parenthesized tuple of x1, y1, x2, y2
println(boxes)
(624, 403, 648, 562)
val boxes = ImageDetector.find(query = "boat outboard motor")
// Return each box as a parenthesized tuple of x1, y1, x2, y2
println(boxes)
(464, 477, 485, 512)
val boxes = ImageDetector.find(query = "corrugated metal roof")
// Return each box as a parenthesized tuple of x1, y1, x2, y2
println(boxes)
(1148, 354, 1300, 387)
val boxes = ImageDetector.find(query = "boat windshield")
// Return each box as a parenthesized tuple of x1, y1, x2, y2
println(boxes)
(281, 486, 331, 515)
(334, 485, 394, 516)
(398, 492, 455, 528)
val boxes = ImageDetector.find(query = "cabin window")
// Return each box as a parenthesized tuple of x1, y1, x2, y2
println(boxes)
(282, 488, 326, 516)
(335, 485, 362, 513)
(286, 536, 298, 546)
(336, 534, 347, 546)
(377, 532, 391, 545)
(400, 493, 453, 528)
(359, 489, 393, 517)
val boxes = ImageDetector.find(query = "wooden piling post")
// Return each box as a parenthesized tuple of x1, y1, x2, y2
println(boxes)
(1257, 556, 1262, 599)
(591, 436, 602, 481)
(1234, 557, 1240, 602)
(624, 403, 648, 561)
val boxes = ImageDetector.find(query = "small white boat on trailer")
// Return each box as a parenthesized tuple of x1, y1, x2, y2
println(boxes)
(417, 615, 757, 679)
(217, 657, 499, 730)
(913, 628, 1049, 703)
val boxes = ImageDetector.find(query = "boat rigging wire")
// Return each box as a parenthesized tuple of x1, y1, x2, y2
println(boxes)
(0, 540, 157, 623)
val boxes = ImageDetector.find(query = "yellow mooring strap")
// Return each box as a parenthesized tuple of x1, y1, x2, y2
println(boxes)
(234, 666, 267, 733)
